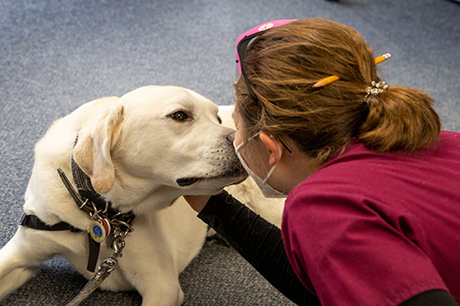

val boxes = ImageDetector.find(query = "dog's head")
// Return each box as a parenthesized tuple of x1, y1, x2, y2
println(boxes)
(73, 86, 247, 211)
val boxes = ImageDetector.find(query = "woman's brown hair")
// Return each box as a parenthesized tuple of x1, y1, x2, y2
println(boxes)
(234, 18, 441, 163)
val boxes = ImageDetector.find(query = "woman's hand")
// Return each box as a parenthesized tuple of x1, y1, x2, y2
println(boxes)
(183, 195, 212, 213)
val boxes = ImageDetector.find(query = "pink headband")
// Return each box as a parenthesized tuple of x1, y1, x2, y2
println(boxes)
(235, 19, 297, 75)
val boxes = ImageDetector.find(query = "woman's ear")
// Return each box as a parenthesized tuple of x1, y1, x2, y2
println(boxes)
(259, 132, 282, 166)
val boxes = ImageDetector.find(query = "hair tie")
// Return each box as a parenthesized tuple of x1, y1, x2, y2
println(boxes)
(364, 81, 389, 106)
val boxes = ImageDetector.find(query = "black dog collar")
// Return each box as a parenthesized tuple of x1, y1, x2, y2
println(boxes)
(20, 155, 134, 273)
(20, 214, 82, 233)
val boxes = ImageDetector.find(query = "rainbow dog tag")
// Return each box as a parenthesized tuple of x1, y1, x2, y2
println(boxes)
(89, 216, 111, 243)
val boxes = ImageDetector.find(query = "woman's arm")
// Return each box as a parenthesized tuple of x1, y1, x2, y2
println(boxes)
(399, 290, 459, 306)
(197, 190, 321, 306)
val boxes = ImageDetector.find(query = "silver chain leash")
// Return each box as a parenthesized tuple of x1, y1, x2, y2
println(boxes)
(65, 227, 130, 306)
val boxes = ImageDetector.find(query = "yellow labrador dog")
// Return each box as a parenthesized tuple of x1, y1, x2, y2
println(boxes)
(0, 86, 248, 305)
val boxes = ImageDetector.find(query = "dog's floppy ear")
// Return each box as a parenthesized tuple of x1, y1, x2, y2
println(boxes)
(73, 101, 124, 194)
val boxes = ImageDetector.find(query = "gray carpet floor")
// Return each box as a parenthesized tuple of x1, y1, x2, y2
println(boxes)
(1, 0, 459, 305)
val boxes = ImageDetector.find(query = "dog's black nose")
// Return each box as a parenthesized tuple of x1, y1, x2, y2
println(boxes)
(226, 131, 236, 144)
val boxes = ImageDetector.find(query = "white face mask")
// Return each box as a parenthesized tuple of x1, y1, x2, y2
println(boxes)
(234, 133, 287, 198)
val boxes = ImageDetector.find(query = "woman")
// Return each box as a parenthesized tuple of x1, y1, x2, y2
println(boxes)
(185, 19, 460, 306)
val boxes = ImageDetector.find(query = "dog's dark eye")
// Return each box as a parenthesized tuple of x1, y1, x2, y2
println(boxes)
(170, 111, 188, 122)
(217, 115, 222, 124)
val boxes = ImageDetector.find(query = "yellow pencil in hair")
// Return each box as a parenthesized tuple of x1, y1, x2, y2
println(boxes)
(312, 75, 340, 88)
(312, 54, 391, 88)
(374, 53, 392, 64)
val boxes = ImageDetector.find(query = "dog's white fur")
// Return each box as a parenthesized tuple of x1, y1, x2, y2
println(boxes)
(0, 86, 256, 305)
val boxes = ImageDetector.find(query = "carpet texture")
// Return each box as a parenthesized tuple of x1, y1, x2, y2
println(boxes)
(1, 0, 459, 305)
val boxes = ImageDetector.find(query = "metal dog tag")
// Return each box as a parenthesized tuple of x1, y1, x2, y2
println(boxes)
(89, 216, 111, 243)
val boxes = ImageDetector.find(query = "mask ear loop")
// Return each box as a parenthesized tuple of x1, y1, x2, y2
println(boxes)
(312, 53, 392, 88)
(262, 138, 282, 184)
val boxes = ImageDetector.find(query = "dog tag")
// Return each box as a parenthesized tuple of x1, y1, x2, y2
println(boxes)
(98, 216, 111, 238)
(89, 217, 111, 243)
